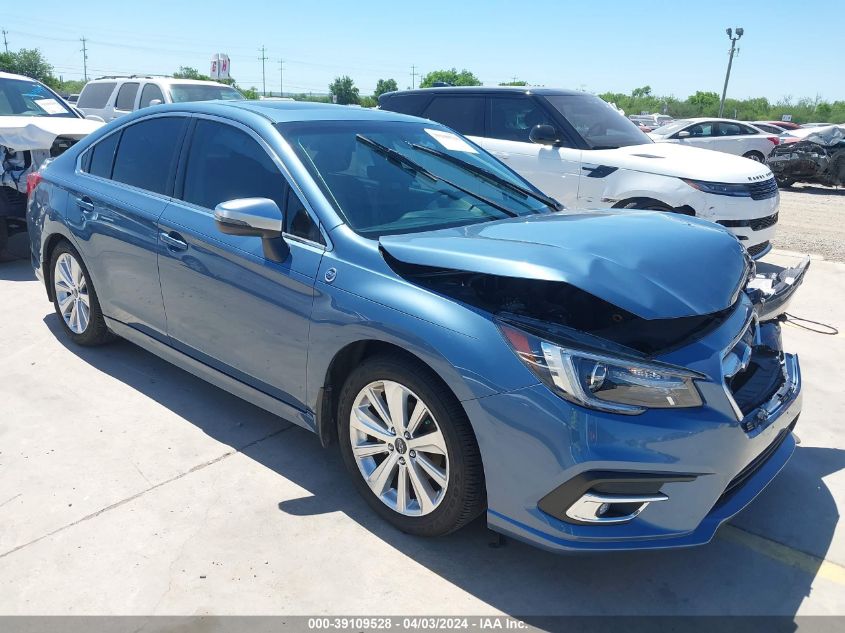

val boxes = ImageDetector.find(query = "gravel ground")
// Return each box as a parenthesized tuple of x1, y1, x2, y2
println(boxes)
(772, 185, 845, 261)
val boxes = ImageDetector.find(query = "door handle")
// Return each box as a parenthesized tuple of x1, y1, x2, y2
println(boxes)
(160, 231, 188, 251)
(76, 196, 95, 213)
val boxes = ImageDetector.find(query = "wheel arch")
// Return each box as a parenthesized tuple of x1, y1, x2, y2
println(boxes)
(315, 339, 470, 450)
(41, 232, 75, 301)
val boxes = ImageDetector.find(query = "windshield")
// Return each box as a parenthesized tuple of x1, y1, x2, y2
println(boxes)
(168, 84, 244, 103)
(0, 77, 76, 118)
(651, 120, 692, 136)
(279, 120, 550, 238)
(543, 94, 651, 149)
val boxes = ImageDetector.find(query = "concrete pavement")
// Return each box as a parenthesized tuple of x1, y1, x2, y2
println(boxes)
(0, 250, 843, 616)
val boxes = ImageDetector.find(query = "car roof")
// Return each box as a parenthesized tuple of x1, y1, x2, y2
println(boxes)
(382, 86, 586, 98)
(86, 76, 234, 87)
(0, 70, 39, 82)
(146, 99, 428, 124)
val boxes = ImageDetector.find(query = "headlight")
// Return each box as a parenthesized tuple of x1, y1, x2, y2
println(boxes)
(682, 179, 751, 197)
(499, 322, 703, 415)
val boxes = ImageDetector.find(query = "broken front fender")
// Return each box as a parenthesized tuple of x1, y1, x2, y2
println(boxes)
(746, 257, 810, 322)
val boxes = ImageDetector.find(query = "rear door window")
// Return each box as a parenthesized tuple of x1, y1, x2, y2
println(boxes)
(115, 82, 140, 111)
(77, 82, 116, 109)
(87, 132, 120, 179)
(422, 96, 485, 136)
(111, 117, 187, 195)
(380, 94, 431, 116)
(139, 84, 165, 108)
(488, 96, 555, 142)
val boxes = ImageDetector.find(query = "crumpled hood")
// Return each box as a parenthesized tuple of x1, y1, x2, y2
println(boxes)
(380, 211, 749, 320)
(0, 116, 103, 151)
(591, 142, 773, 182)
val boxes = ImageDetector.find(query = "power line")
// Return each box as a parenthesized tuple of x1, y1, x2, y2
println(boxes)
(80, 36, 88, 81)
(258, 45, 268, 96)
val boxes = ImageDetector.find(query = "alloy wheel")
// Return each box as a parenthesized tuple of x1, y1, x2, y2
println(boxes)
(53, 252, 90, 334)
(349, 380, 449, 516)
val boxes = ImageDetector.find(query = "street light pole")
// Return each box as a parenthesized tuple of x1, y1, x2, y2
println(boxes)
(719, 27, 743, 118)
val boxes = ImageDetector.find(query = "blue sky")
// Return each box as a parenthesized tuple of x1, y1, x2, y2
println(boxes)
(3, 0, 843, 100)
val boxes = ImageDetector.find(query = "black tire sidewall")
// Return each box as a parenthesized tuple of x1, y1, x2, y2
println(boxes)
(337, 355, 483, 536)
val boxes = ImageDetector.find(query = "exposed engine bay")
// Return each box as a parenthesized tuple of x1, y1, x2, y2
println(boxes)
(386, 254, 810, 358)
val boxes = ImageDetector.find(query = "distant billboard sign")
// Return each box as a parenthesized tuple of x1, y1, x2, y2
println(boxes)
(210, 54, 231, 80)
(782, 114, 793, 122)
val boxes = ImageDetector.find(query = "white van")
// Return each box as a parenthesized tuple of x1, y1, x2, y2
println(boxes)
(379, 87, 780, 259)
(77, 76, 244, 122)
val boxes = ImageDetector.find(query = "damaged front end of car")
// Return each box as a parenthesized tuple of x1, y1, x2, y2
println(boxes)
(769, 125, 845, 187)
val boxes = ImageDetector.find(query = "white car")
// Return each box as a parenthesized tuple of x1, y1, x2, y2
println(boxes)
(648, 118, 780, 163)
(0, 71, 102, 259)
(76, 76, 244, 122)
(378, 87, 779, 258)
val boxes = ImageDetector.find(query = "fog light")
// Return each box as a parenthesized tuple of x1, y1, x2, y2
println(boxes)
(597, 502, 610, 516)
(565, 492, 668, 524)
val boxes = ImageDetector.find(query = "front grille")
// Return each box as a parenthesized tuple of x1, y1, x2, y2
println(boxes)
(746, 241, 769, 258)
(748, 177, 779, 200)
(750, 212, 778, 231)
(715, 417, 796, 507)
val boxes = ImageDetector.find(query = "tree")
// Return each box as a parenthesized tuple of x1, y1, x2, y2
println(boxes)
(631, 85, 652, 98)
(359, 95, 377, 108)
(173, 66, 212, 81)
(240, 86, 260, 100)
(0, 49, 57, 86)
(499, 80, 528, 86)
(687, 90, 720, 115)
(419, 68, 481, 88)
(374, 78, 398, 98)
(329, 76, 360, 105)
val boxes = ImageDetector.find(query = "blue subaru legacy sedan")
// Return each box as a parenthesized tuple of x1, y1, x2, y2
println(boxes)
(26, 101, 802, 552)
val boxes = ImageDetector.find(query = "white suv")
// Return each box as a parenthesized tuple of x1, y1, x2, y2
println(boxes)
(77, 76, 244, 122)
(379, 87, 779, 259)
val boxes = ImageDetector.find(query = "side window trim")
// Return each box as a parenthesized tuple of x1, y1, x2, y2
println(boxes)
(76, 113, 189, 199)
(177, 113, 330, 250)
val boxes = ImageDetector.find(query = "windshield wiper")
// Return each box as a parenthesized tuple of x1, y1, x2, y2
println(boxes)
(409, 143, 562, 211)
(356, 135, 519, 217)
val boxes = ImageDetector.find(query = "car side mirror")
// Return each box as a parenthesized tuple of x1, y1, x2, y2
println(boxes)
(677, 130, 691, 139)
(149, 99, 163, 107)
(214, 198, 288, 261)
(529, 124, 559, 145)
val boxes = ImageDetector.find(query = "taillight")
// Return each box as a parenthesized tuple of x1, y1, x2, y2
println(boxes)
(767, 136, 780, 146)
(26, 172, 43, 197)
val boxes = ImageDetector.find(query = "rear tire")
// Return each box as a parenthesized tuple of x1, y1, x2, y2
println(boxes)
(49, 241, 114, 346)
(743, 151, 766, 163)
(338, 354, 485, 536)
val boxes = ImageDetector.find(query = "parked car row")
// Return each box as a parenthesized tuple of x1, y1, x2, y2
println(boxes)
(25, 98, 806, 553)
(379, 87, 780, 258)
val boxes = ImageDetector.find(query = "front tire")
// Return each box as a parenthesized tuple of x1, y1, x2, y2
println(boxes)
(743, 151, 765, 163)
(50, 241, 113, 346)
(338, 354, 485, 536)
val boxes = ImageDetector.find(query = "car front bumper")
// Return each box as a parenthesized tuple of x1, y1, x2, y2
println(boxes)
(467, 317, 802, 553)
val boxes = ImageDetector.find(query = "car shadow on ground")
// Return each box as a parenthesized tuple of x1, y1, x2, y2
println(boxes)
(41, 311, 844, 619)
(0, 259, 35, 282)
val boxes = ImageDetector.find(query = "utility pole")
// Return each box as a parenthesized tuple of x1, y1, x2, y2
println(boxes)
(278, 59, 284, 97)
(259, 46, 268, 97)
(2, 30, 9, 54)
(80, 37, 88, 81)
(410, 65, 418, 89)
(719, 27, 743, 118)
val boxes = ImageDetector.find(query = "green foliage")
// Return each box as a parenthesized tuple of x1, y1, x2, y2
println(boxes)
(359, 95, 377, 108)
(329, 75, 360, 105)
(419, 68, 481, 88)
(374, 78, 398, 98)
(173, 66, 212, 81)
(240, 86, 260, 100)
(57, 79, 86, 95)
(0, 48, 58, 87)
(499, 80, 528, 86)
